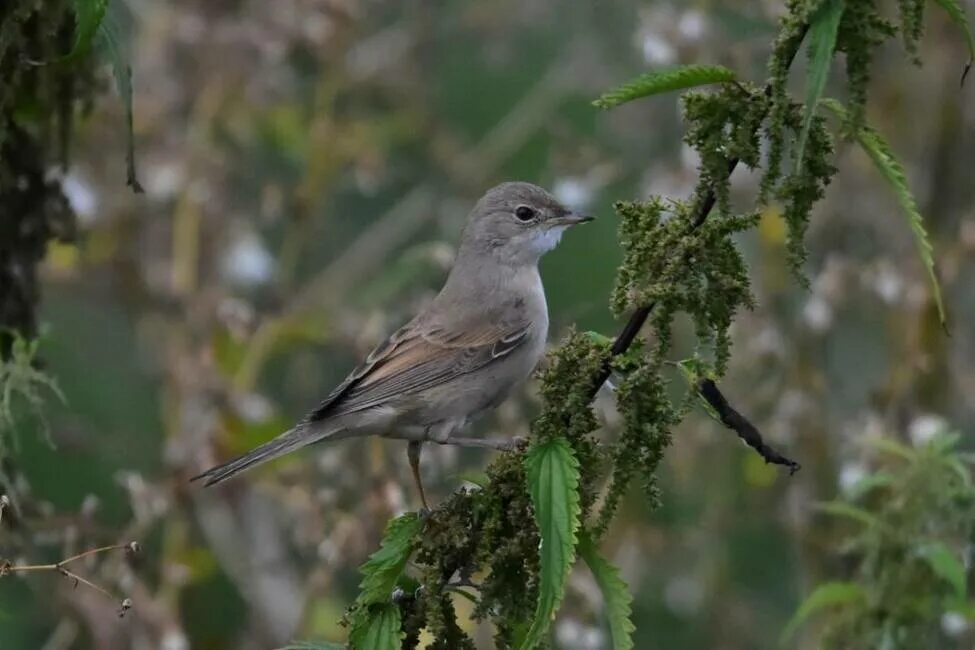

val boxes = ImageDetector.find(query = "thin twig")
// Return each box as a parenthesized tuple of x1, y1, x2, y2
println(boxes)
(0, 541, 139, 617)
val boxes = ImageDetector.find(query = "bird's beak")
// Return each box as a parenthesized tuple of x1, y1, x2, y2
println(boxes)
(554, 211, 595, 227)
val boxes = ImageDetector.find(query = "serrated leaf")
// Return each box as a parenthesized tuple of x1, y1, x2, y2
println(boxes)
(932, 0, 975, 83)
(578, 534, 635, 650)
(815, 501, 885, 529)
(65, 0, 108, 61)
(781, 581, 866, 642)
(357, 513, 421, 605)
(821, 99, 947, 328)
(796, 0, 844, 171)
(519, 438, 582, 650)
(593, 64, 737, 109)
(349, 604, 402, 650)
(917, 543, 967, 599)
(93, 5, 143, 192)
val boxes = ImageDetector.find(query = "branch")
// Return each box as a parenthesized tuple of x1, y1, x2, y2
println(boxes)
(698, 379, 800, 473)
(0, 541, 139, 617)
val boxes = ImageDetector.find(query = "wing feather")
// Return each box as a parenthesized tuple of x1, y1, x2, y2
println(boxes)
(304, 316, 532, 422)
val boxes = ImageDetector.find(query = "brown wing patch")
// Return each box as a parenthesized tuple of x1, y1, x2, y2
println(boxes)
(304, 317, 531, 422)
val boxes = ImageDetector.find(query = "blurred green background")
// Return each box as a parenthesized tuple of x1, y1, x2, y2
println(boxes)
(2, 0, 975, 648)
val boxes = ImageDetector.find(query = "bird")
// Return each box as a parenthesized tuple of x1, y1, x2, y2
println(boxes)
(192, 182, 594, 508)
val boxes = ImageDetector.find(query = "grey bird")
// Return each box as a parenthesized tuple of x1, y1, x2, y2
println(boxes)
(192, 182, 593, 507)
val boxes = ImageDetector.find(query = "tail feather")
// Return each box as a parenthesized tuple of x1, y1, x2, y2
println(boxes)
(192, 425, 320, 487)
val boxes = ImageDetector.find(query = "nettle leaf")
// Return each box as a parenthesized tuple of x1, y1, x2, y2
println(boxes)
(815, 501, 886, 529)
(863, 435, 915, 461)
(93, 4, 143, 192)
(932, 0, 975, 83)
(821, 98, 947, 329)
(917, 543, 968, 599)
(357, 513, 421, 605)
(519, 438, 582, 650)
(578, 534, 635, 650)
(349, 604, 403, 650)
(781, 581, 867, 642)
(593, 64, 737, 109)
(66, 0, 108, 61)
(846, 471, 895, 499)
(796, 0, 844, 171)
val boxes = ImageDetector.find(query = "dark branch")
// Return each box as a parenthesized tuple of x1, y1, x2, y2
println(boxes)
(698, 379, 800, 474)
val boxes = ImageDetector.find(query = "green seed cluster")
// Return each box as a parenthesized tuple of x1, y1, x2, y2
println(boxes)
(683, 84, 767, 217)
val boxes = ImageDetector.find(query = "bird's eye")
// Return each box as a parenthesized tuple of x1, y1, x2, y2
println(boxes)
(514, 205, 536, 222)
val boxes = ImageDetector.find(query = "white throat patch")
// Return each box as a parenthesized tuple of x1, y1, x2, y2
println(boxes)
(530, 225, 569, 254)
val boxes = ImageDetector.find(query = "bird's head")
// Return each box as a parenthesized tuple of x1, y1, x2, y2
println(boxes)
(459, 181, 594, 266)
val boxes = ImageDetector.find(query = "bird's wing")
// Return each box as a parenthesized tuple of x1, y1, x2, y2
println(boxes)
(304, 315, 533, 422)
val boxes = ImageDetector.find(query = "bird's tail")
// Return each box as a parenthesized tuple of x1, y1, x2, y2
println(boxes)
(191, 423, 335, 487)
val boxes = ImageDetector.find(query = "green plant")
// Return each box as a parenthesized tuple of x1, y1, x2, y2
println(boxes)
(0, 332, 65, 451)
(783, 433, 975, 647)
(279, 0, 974, 646)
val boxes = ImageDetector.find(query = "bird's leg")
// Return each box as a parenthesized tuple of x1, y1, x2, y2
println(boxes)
(407, 440, 429, 512)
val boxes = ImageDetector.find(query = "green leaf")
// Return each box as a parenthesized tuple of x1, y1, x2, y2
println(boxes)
(917, 543, 968, 599)
(945, 596, 975, 620)
(781, 581, 867, 642)
(815, 501, 885, 529)
(357, 513, 421, 605)
(862, 434, 915, 461)
(796, 0, 844, 171)
(932, 0, 975, 83)
(519, 438, 582, 650)
(578, 534, 635, 650)
(821, 99, 947, 328)
(349, 604, 402, 650)
(454, 470, 489, 489)
(92, 5, 143, 192)
(593, 64, 737, 109)
(674, 360, 721, 424)
(66, 0, 108, 61)
(584, 331, 613, 347)
(846, 471, 895, 498)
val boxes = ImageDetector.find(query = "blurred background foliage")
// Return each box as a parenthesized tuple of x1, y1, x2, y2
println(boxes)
(1, 0, 974, 648)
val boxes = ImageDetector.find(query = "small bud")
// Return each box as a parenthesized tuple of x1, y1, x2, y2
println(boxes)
(126, 541, 141, 556)
(118, 597, 132, 618)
